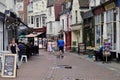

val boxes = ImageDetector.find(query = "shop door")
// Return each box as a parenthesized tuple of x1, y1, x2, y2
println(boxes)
(65, 32, 71, 50)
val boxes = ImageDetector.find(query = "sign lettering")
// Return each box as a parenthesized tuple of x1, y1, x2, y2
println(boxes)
(1, 54, 17, 78)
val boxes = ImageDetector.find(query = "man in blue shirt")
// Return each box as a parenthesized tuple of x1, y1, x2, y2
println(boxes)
(57, 38, 64, 53)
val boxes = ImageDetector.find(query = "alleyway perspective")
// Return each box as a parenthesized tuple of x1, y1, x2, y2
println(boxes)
(0, 50, 120, 80)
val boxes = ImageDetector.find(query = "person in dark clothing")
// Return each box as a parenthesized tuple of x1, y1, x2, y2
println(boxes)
(18, 42, 26, 61)
(25, 43, 31, 59)
(95, 46, 104, 61)
(9, 39, 19, 54)
(30, 42, 34, 56)
(34, 44, 39, 55)
(9, 38, 19, 69)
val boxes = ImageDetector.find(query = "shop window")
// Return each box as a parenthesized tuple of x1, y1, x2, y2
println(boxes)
(106, 10, 113, 23)
(50, 22, 52, 33)
(101, 13, 104, 23)
(96, 25, 101, 45)
(36, 18, 39, 27)
(95, 14, 103, 46)
(28, 16, 30, 24)
(75, 10, 78, 23)
(40, 17, 41, 27)
(62, 19, 64, 29)
(31, 16, 33, 24)
(106, 10, 116, 50)
(42, 17, 46, 26)
(49, 7, 52, 16)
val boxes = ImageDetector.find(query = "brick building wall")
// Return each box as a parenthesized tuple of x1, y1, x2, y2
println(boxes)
(17, 0, 27, 24)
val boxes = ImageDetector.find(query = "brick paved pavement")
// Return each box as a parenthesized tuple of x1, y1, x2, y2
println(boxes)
(77, 53, 120, 73)
(0, 50, 120, 80)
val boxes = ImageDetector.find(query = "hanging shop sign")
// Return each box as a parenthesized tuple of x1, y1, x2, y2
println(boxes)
(104, 2, 116, 11)
(1, 54, 17, 78)
(93, 6, 104, 15)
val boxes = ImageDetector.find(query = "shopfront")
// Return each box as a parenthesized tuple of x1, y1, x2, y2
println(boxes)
(104, 1, 116, 50)
(33, 27, 46, 48)
(83, 10, 94, 47)
(115, 0, 120, 59)
(93, 5, 105, 48)
(93, 0, 117, 59)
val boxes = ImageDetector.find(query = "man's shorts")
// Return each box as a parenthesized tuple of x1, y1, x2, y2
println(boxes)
(59, 46, 64, 53)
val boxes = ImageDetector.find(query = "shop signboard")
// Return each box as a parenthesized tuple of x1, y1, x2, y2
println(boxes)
(93, 6, 104, 15)
(1, 54, 17, 78)
(78, 43, 86, 53)
(104, 2, 116, 11)
(83, 10, 93, 19)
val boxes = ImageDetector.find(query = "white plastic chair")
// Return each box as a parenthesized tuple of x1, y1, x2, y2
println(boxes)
(20, 55, 27, 63)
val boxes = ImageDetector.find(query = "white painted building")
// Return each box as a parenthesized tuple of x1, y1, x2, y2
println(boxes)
(0, 0, 6, 50)
(28, 0, 47, 28)
(46, 0, 64, 37)
(6, 0, 16, 12)
(0, 0, 17, 50)
(27, 0, 34, 28)
(70, 0, 89, 50)
(59, 0, 72, 50)
(46, 5, 59, 36)
(46, 5, 60, 36)
(93, 0, 120, 59)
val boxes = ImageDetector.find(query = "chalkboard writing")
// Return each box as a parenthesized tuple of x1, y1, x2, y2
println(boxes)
(1, 54, 17, 78)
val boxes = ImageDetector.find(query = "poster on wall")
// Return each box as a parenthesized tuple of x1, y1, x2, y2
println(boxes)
(1, 54, 17, 78)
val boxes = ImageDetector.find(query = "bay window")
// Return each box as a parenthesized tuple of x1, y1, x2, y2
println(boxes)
(95, 14, 103, 47)
(106, 10, 116, 50)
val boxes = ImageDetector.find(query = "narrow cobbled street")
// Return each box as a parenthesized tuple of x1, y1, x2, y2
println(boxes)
(0, 50, 120, 80)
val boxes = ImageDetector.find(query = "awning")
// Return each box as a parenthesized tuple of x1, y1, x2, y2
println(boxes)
(19, 35, 26, 38)
(26, 32, 43, 38)
(26, 33, 36, 38)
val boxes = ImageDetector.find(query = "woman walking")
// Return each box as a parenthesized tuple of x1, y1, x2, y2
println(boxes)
(47, 39, 52, 53)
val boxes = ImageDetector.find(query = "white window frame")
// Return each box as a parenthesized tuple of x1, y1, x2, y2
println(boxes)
(106, 10, 116, 50)
(50, 22, 52, 33)
(36, 17, 39, 27)
(95, 14, 102, 47)
(49, 7, 52, 16)
(119, 8, 120, 51)
(31, 16, 33, 24)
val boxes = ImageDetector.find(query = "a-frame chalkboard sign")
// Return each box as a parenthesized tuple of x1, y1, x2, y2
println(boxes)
(1, 54, 17, 78)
